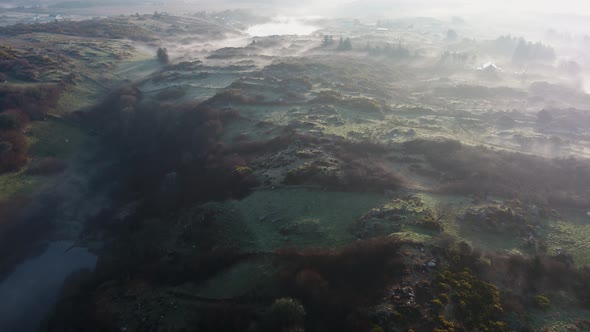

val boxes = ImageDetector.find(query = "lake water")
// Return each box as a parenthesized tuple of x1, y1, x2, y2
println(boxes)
(0, 241, 97, 332)
(246, 17, 319, 36)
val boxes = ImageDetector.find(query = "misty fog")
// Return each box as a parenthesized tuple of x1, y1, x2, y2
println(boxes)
(1, 0, 590, 331)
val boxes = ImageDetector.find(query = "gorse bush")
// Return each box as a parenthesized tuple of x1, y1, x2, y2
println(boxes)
(534, 295, 550, 310)
(267, 298, 306, 330)
(435, 268, 507, 332)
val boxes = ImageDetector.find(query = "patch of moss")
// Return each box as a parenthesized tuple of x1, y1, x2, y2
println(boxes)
(211, 188, 386, 251)
(27, 119, 86, 159)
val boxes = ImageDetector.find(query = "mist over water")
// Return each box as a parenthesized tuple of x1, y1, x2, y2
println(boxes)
(246, 17, 319, 36)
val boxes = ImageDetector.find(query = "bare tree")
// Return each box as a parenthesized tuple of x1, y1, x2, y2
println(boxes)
(427, 203, 454, 222)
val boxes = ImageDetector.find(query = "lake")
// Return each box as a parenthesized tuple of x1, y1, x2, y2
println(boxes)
(0, 241, 97, 332)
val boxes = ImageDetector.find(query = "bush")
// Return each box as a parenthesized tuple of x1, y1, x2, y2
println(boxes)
(284, 161, 337, 187)
(534, 295, 550, 310)
(431, 299, 445, 313)
(0, 113, 18, 130)
(0, 84, 62, 118)
(87, 88, 258, 211)
(2, 109, 29, 128)
(434, 268, 507, 331)
(275, 237, 404, 331)
(0, 130, 28, 173)
(233, 166, 253, 176)
(267, 298, 306, 330)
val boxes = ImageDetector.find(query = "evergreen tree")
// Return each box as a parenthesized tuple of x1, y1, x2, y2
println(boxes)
(337, 37, 352, 51)
(322, 35, 334, 47)
(446, 29, 458, 41)
(157, 47, 169, 64)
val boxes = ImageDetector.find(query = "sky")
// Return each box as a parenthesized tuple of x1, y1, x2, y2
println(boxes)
(4, 0, 590, 28)
(236, 0, 590, 38)
(278, 0, 590, 17)
(4, 0, 590, 15)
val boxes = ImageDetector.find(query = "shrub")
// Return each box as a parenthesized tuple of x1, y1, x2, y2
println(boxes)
(435, 269, 507, 331)
(0, 84, 62, 118)
(436, 315, 455, 331)
(0, 130, 28, 173)
(284, 157, 405, 192)
(370, 326, 384, 332)
(87, 89, 258, 211)
(283, 161, 339, 188)
(275, 237, 404, 331)
(233, 166, 253, 176)
(0, 113, 18, 130)
(267, 298, 306, 329)
(534, 295, 550, 310)
(431, 299, 445, 313)
(2, 109, 29, 128)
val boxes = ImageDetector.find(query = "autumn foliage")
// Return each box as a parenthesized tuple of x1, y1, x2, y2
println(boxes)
(0, 84, 63, 174)
(275, 237, 404, 331)
(0, 130, 28, 173)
